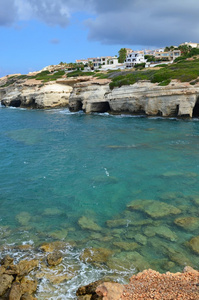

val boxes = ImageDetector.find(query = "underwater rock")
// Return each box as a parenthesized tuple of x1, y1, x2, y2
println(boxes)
(40, 241, 68, 252)
(76, 279, 106, 298)
(144, 225, 177, 241)
(92, 176, 118, 184)
(174, 216, 199, 231)
(47, 251, 62, 266)
(78, 216, 101, 231)
(48, 228, 68, 240)
(127, 199, 181, 218)
(36, 271, 72, 284)
(80, 247, 113, 264)
(106, 218, 129, 228)
(43, 208, 63, 216)
(187, 235, 199, 254)
(134, 234, 147, 245)
(106, 251, 150, 272)
(113, 241, 139, 251)
(15, 212, 31, 226)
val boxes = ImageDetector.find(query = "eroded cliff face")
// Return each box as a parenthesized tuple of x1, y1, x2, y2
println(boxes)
(1, 76, 199, 118)
(0, 79, 72, 109)
(69, 79, 199, 117)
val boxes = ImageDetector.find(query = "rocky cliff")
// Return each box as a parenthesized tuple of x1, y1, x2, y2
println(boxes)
(1, 75, 199, 117)
(70, 79, 199, 117)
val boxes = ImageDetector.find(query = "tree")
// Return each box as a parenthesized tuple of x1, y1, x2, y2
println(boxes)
(145, 55, 155, 62)
(118, 48, 127, 63)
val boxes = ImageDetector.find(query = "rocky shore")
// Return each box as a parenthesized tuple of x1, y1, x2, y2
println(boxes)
(1, 245, 199, 300)
(77, 266, 199, 299)
(1, 74, 199, 117)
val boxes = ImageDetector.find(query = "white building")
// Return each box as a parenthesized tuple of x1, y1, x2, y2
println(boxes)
(180, 42, 199, 48)
(125, 51, 147, 68)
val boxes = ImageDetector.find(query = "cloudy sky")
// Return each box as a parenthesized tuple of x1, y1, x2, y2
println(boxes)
(0, 0, 198, 76)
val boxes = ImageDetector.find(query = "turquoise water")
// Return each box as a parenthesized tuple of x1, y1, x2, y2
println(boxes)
(1, 107, 199, 298)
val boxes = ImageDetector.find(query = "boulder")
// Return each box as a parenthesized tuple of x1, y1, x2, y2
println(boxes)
(9, 282, 22, 300)
(1, 255, 14, 267)
(17, 259, 39, 276)
(113, 241, 139, 251)
(40, 241, 68, 252)
(47, 251, 63, 266)
(0, 274, 14, 296)
(21, 278, 37, 295)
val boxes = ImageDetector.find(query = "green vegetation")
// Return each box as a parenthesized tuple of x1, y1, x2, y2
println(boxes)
(118, 48, 127, 63)
(66, 70, 94, 77)
(145, 55, 155, 62)
(108, 58, 199, 89)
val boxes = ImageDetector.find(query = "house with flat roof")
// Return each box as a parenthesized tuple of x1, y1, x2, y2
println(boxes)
(125, 51, 147, 68)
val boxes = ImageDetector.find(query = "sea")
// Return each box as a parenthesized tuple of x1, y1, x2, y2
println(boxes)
(1, 106, 199, 299)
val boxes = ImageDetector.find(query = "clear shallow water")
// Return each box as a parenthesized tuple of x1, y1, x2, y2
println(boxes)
(1, 107, 199, 298)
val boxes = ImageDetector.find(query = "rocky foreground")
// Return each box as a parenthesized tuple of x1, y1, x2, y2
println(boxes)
(77, 266, 199, 300)
(1, 246, 199, 300)
(1, 72, 199, 117)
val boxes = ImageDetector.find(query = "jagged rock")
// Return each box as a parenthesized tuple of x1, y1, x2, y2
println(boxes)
(17, 259, 39, 276)
(80, 248, 113, 264)
(106, 218, 129, 228)
(0, 274, 14, 296)
(47, 251, 63, 266)
(15, 212, 31, 226)
(21, 292, 37, 300)
(78, 216, 101, 231)
(21, 278, 37, 295)
(1, 255, 14, 267)
(174, 216, 199, 231)
(9, 282, 22, 300)
(76, 279, 105, 297)
(127, 199, 181, 218)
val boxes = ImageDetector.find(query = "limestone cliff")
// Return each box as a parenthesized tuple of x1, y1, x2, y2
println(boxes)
(1, 75, 199, 117)
(69, 79, 199, 117)
(0, 79, 72, 109)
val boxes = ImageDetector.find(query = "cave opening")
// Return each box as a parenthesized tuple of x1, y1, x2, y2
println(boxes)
(193, 97, 199, 117)
(9, 99, 21, 107)
(90, 101, 110, 113)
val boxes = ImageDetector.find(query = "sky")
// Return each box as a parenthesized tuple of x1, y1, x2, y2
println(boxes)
(0, 0, 199, 77)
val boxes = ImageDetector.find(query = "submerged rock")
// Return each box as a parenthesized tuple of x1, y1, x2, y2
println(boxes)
(113, 241, 139, 251)
(78, 216, 101, 231)
(187, 235, 199, 254)
(127, 199, 181, 218)
(174, 216, 199, 231)
(43, 208, 63, 216)
(80, 247, 113, 264)
(15, 212, 31, 226)
(107, 251, 150, 272)
(48, 228, 68, 240)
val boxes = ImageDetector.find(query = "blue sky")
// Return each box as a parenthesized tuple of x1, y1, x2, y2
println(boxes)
(0, 0, 199, 77)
